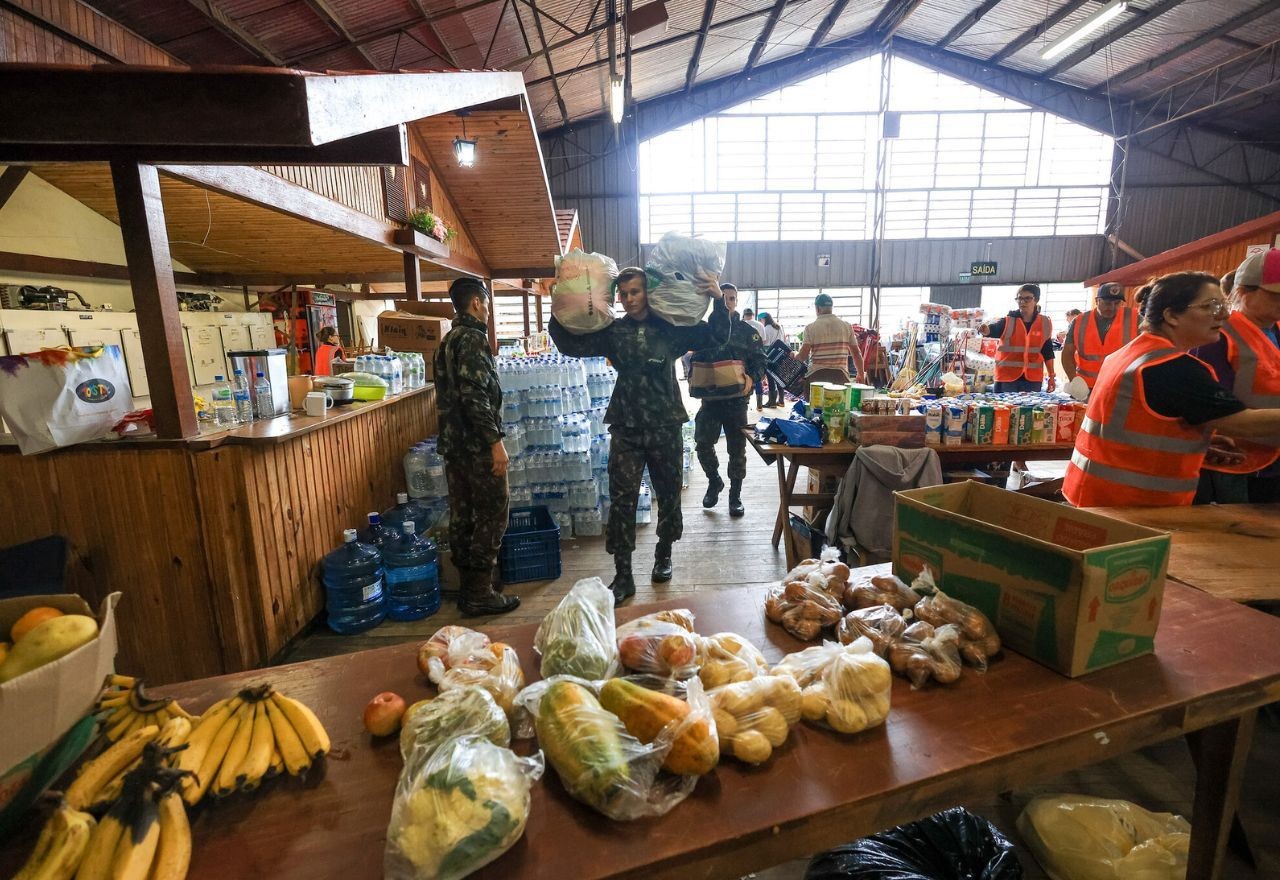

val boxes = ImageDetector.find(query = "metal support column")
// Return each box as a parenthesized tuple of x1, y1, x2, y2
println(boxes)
(868, 48, 893, 331)
(1107, 101, 1135, 272)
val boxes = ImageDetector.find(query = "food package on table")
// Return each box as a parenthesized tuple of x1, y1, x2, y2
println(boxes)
(776, 639, 892, 735)
(912, 588, 1001, 672)
(696, 631, 771, 688)
(845, 573, 922, 613)
(534, 577, 618, 681)
(887, 621, 963, 689)
(708, 675, 802, 765)
(1017, 794, 1191, 880)
(782, 548, 853, 607)
(399, 686, 512, 761)
(385, 734, 543, 880)
(599, 675, 719, 776)
(644, 232, 726, 326)
(764, 579, 844, 641)
(420, 625, 490, 671)
(524, 677, 695, 819)
(836, 604, 908, 656)
(616, 610, 700, 679)
(426, 630, 526, 715)
(551, 249, 619, 335)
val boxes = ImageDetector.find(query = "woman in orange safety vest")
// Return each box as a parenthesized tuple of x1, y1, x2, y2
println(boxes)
(313, 326, 345, 376)
(1064, 271, 1280, 508)
(980, 283, 1055, 392)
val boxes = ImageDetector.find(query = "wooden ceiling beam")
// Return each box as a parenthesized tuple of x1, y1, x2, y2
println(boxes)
(988, 0, 1089, 65)
(299, 0, 382, 69)
(686, 0, 718, 91)
(183, 0, 284, 66)
(1043, 0, 1185, 79)
(936, 0, 1002, 49)
(0, 250, 204, 285)
(0, 167, 30, 212)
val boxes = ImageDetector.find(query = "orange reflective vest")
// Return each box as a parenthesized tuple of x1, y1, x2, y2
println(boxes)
(1208, 311, 1280, 474)
(1071, 306, 1139, 388)
(314, 343, 343, 376)
(1064, 333, 1212, 508)
(995, 314, 1051, 383)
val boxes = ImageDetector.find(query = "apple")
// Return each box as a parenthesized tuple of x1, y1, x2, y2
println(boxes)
(363, 691, 407, 737)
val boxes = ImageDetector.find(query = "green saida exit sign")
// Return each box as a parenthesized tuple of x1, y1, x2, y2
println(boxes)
(970, 261, 998, 277)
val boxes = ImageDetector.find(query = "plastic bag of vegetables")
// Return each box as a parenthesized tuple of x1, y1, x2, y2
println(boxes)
(534, 577, 618, 681)
(644, 232, 726, 326)
(616, 609, 700, 679)
(887, 621, 963, 689)
(399, 686, 511, 761)
(836, 604, 908, 656)
(425, 629, 526, 716)
(708, 674, 802, 765)
(696, 631, 770, 688)
(385, 735, 543, 880)
(551, 249, 619, 335)
(774, 638, 892, 736)
(517, 677, 696, 820)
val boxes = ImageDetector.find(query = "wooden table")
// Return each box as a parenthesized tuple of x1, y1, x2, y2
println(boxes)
(1085, 503, 1280, 603)
(746, 430, 1075, 567)
(5, 576, 1273, 879)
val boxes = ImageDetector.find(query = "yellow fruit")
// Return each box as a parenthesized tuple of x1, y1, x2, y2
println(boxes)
(0, 614, 98, 683)
(9, 606, 64, 642)
(0, 642, 9, 666)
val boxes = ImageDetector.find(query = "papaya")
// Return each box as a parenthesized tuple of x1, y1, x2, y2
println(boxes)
(599, 678, 718, 776)
(535, 681, 631, 809)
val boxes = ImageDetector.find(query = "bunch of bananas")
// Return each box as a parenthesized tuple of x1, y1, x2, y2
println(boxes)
(65, 717, 191, 812)
(74, 757, 191, 880)
(96, 675, 195, 743)
(175, 685, 330, 805)
(11, 803, 95, 880)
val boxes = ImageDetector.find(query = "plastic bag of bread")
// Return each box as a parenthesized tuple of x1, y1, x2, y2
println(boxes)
(534, 577, 618, 681)
(764, 579, 844, 641)
(616, 610, 700, 679)
(887, 621, 964, 689)
(845, 573, 921, 612)
(836, 604, 907, 657)
(696, 632, 770, 688)
(430, 637, 526, 716)
(782, 547, 852, 606)
(708, 675, 802, 765)
(913, 588, 1001, 672)
(795, 639, 892, 735)
(420, 625, 490, 677)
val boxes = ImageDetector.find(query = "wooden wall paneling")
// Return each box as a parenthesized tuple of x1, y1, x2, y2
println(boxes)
(407, 127, 486, 266)
(0, 0, 177, 66)
(259, 165, 387, 220)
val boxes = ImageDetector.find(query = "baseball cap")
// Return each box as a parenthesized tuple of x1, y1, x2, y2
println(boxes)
(1097, 283, 1125, 302)
(814, 293, 833, 307)
(1235, 248, 1280, 294)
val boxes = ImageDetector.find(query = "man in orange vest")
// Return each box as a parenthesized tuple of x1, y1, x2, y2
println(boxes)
(979, 283, 1055, 392)
(1061, 283, 1139, 390)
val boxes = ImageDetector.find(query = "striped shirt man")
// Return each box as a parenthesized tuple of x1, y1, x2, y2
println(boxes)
(798, 295, 862, 381)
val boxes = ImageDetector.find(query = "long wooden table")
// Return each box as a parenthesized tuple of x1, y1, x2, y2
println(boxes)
(1085, 503, 1280, 603)
(745, 429, 1074, 566)
(3, 575, 1271, 879)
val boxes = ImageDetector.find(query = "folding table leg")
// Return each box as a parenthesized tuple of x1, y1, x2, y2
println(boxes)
(1185, 709, 1257, 880)
(781, 460, 802, 568)
(771, 455, 789, 548)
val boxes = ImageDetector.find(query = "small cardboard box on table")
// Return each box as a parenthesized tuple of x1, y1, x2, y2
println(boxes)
(892, 482, 1170, 677)
(377, 313, 452, 354)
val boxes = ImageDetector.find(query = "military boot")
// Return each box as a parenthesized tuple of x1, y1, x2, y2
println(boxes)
(702, 473, 725, 508)
(458, 568, 520, 617)
(728, 480, 745, 518)
(652, 540, 673, 582)
(610, 554, 636, 606)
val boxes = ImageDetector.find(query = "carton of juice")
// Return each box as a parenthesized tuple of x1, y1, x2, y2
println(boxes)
(976, 404, 995, 445)
(992, 405, 1010, 445)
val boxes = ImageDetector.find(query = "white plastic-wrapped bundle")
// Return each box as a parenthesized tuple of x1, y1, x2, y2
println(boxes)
(552, 249, 619, 335)
(645, 232, 727, 326)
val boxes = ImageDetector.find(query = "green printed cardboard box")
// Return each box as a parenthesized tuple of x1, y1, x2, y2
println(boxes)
(892, 482, 1171, 677)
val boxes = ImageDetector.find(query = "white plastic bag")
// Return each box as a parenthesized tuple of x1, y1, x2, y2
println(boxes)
(385, 734, 543, 880)
(552, 249, 618, 335)
(0, 345, 132, 454)
(533, 577, 618, 681)
(1018, 795, 1191, 880)
(425, 629, 526, 716)
(398, 686, 511, 761)
(645, 232, 726, 326)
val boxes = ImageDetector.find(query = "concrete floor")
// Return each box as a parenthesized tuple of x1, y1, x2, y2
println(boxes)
(286, 393, 1280, 879)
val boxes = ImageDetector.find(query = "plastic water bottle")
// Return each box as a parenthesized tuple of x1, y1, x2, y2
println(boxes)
(382, 521, 440, 621)
(231, 370, 253, 423)
(382, 492, 431, 536)
(358, 511, 399, 549)
(253, 371, 273, 420)
(321, 529, 385, 634)
(404, 445, 429, 498)
(637, 482, 652, 523)
(424, 440, 446, 496)
(212, 375, 237, 427)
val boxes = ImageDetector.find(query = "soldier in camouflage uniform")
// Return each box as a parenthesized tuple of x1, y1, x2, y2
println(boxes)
(550, 267, 730, 605)
(433, 277, 520, 617)
(689, 284, 766, 517)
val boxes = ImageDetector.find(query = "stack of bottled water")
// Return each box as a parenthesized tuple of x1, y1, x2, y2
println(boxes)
(496, 353, 616, 538)
(354, 350, 428, 394)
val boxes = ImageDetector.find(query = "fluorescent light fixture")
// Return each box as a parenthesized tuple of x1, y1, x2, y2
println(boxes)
(610, 74, 625, 124)
(453, 136, 476, 167)
(1040, 0, 1127, 60)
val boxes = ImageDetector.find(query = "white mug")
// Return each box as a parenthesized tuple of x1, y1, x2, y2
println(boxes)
(304, 391, 333, 418)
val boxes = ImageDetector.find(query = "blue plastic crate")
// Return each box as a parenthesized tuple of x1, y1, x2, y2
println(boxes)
(499, 506, 562, 584)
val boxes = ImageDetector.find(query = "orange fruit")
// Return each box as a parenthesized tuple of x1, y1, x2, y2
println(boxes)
(10, 607, 64, 642)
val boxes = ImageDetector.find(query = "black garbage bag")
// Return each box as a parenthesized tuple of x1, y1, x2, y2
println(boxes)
(805, 807, 1023, 880)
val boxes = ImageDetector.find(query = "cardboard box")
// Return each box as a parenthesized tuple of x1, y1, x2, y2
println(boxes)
(377, 312, 451, 353)
(805, 468, 842, 520)
(892, 482, 1170, 677)
(395, 302, 457, 320)
(0, 593, 119, 821)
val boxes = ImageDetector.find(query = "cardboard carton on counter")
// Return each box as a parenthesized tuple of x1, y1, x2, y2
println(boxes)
(892, 482, 1170, 677)
(377, 312, 452, 354)
(0, 593, 119, 828)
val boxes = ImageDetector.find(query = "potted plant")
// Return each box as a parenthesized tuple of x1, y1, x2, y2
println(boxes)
(407, 209, 457, 244)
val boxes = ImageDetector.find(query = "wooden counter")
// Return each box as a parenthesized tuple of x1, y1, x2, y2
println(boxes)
(0, 386, 437, 683)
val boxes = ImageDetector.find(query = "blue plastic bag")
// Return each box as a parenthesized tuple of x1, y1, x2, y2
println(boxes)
(761, 417, 822, 448)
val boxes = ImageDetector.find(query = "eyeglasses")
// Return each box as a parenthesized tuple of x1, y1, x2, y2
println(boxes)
(1015, 296, 1036, 303)
(1189, 300, 1230, 316)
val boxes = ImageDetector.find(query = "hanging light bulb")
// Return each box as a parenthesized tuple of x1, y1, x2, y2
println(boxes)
(610, 74, 625, 125)
(453, 113, 476, 167)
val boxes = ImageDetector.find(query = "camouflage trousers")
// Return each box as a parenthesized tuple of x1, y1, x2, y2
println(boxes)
(444, 453, 510, 573)
(694, 395, 749, 481)
(607, 424, 683, 557)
